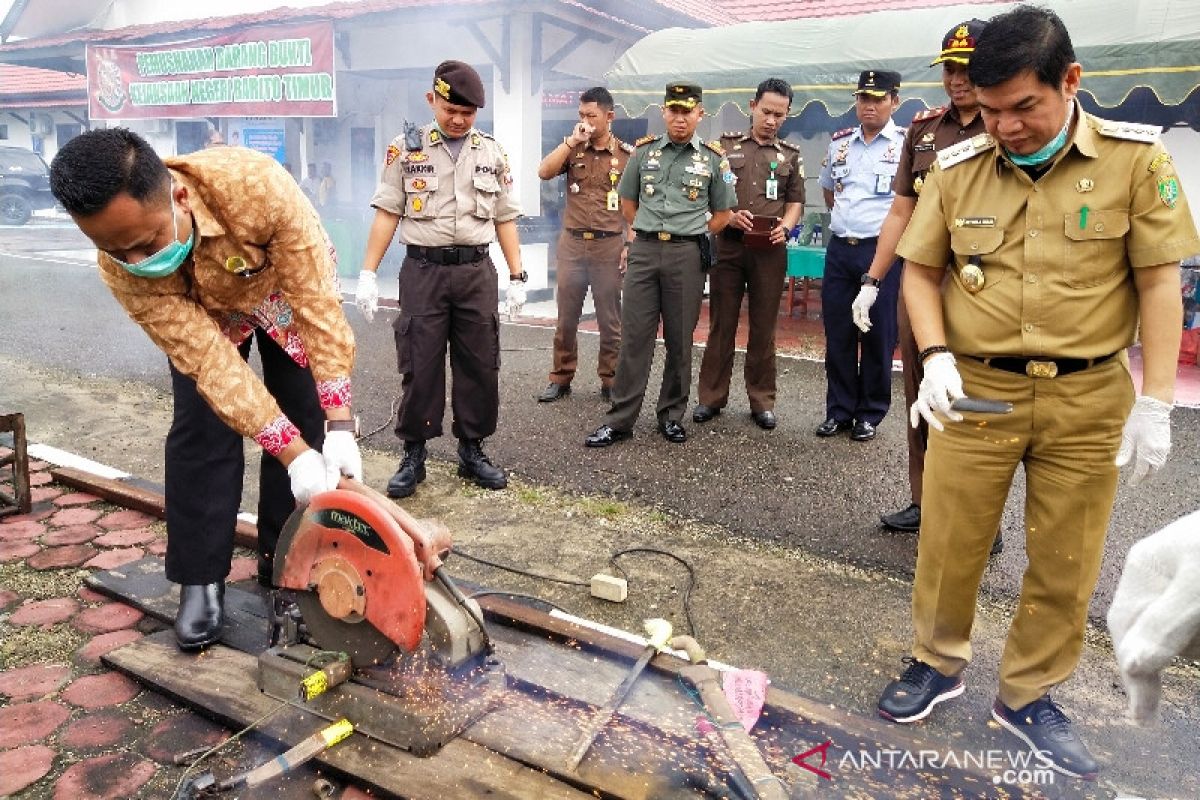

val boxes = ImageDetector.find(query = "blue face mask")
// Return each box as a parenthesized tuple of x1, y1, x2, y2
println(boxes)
(113, 197, 194, 278)
(1007, 103, 1074, 167)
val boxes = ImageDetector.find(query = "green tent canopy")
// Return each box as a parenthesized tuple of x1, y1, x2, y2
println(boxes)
(605, 0, 1200, 117)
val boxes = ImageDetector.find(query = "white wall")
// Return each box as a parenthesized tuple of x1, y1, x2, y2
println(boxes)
(1162, 128, 1200, 238)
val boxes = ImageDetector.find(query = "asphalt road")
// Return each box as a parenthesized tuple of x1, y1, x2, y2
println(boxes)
(2, 220, 1197, 625)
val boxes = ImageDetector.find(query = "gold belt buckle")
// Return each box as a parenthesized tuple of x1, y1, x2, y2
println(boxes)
(1026, 360, 1058, 379)
(657, 231, 672, 241)
(846, 237, 860, 246)
(582, 231, 595, 240)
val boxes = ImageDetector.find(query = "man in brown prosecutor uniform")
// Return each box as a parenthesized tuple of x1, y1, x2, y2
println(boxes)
(535, 87, 632, 403)
(876, 6, 1198, 780)
(693, 77, 805, 431)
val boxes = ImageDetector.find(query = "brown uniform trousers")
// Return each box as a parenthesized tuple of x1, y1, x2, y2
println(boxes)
(913, 356, 1132, 708)
(698, 236, 787, 412)
(550, 232, 623, 388)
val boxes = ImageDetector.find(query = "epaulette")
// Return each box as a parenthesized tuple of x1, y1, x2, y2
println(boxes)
(704, 139, 726, 156)
(474, 129, 495, 140)
(635, 134, 661, 148)
(778, 139, 801, 151)
(831, 127, 855, 140)
(619, 141, 634, 154)
(720, 131, 745, 139)
(936, 133, 995, 170)
(1093, 117, 1161, 144)
(911, 105, 948, 123)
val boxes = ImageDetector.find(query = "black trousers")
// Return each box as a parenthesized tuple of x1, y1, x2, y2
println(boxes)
(164, 330, 325, 585)
(820, 236, 901, 426)
(393, 254, 500, 443)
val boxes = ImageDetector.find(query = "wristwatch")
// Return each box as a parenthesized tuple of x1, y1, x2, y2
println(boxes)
(860, 273, 881, 287)
(324, 417, 359, 436)
(510, 270, 528, 283)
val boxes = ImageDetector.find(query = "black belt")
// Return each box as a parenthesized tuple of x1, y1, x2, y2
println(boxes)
(832, 235, 878, 246)
(634, 230, 704, 243)
(567, 229, 621, 240)
(407, 245, 490, 265)
(967, 352, 1117, 379)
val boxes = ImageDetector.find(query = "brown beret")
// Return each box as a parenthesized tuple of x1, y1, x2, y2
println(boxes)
(433, 60, 485, 109)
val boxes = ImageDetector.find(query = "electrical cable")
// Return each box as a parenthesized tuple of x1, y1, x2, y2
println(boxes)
(609, 547, 700, 639)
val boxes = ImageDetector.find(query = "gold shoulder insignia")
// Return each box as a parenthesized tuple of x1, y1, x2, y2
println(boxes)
(831, 127, 855, 140)
(936, 133, 995, 170)
(704, 139, 726, 156)
(619, 141, 635, 154)
(912, 105, 948, 123)
(779, 139, 801, 151)
(635, 134, 661, 147)
(475, 129, 495, 140)
(1093, 116, 1161, 144)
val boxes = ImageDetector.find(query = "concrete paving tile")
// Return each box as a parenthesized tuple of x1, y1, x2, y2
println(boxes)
(60, 710, 136, 750)
(8, 597, 80, 628)
(139, 712, 229, 765)
(41, 524, 101, 546)
(51, 752, 158, 800)
(30, 486, 65, 503)
(52, 492, 102, 507)
(27, 543, 98, 570)
(0, 663, 72, 701)
(0, 540, 41, 562)
(227, 556, 258, 583)
(84, 547, 145, 570)
(0, 700, 71, 748)
(97, 509, 157, 530)
(146, 539, 168, 556)
(0, 519, 45, 541)
(75, 629, 143, 665)
(29, 471, 53, 486)
(0, 587, 21, 608)
(0, 507, 56, 523)
(72, 602, 144, 634)
(77, 586, 109, 604)
(61, 672, 140, 709)
(92, 527, 157, 547)
(47, 507, 101, 527)
(0, 744, 56, 795)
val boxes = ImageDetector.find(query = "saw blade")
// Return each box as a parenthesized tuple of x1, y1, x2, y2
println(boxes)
(272, 505, 307, 587)
(296, 590, 399, 668)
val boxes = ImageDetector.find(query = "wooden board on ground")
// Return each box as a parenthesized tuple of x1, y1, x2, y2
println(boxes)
(104, 631, 593, 800)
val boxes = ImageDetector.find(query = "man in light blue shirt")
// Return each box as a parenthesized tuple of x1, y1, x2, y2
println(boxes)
(815, 70, 906, 442)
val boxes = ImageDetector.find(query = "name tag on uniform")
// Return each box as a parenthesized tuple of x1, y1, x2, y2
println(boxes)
(954, 216, 997, 228)
(607, 190, 619, 211)
(831, 165, 850, 179)
(875, 173, 893, 194)
(685, 164, 711, 177)
(765, 178, 778, 200)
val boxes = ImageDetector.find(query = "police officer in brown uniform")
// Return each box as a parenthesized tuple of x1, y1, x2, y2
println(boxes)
(356, 60, 525, 498)
(876, 6, 1199, 778)
(853, 20, 993, 540)
(693, 78, 805, 430)
(535, 87, 632, 403)
(585, 83, 736, 447)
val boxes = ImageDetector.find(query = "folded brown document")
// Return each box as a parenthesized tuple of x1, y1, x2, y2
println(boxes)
(743, 215, 779, 250)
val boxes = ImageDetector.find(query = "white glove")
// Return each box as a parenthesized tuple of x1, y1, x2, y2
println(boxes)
(322, 429, 363, 487)
(852, 285, 879, 333)
(355, 270, 379, 322)
(1116, 395, 1172, 485)
(909, 352, 965, 432)
(506, 280, 527, 318)
(286, 448, 333, 506)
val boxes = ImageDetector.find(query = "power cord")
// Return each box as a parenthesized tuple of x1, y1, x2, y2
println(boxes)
(609, 547, 699, 640)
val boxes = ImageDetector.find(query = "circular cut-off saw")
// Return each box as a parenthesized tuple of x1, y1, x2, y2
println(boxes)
(273, 480, 490, 669)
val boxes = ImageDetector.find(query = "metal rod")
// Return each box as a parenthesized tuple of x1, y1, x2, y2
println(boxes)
(565, 643, 657, 771)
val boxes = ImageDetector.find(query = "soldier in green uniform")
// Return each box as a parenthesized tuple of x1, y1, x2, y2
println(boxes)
(876, 6, 1199, 779)
(585, 82, 737, 447)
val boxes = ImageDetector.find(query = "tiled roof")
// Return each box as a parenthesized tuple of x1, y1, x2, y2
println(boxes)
(0, 63, 85, 95)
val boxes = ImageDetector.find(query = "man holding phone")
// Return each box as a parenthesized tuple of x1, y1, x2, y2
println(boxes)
(693, 78, 805, 430)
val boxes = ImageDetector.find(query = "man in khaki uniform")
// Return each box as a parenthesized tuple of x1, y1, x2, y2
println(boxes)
(876, 6, 1199, 780)
(355, 60, 525, 499)
(535, 86, 632, 403)
(50, 128, 360, 651)
(693, 77, 804, 431)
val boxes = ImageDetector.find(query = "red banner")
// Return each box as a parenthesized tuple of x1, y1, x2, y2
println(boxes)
(87, 22, 336, 120)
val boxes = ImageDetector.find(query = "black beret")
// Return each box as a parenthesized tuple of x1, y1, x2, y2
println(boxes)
(433, 60, 485, 109)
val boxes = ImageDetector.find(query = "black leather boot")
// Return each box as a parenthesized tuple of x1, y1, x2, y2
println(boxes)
(386, 441, 427, 498)
(457, 438, 507, 490)
(175, 582, 224, 651)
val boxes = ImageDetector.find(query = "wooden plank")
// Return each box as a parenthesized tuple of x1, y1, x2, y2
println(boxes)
(50, 466, 257, 548)
(0, 412, 32, 517)
(104, 631, 594, 800)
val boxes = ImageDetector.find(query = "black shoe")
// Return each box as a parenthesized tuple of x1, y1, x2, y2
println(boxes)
(815, 418, 852, 437)
(386, 441, 427, 498)
(457, 439, 507, 490)
(600, 386, 612, 402)
(659, 420, 687, 443)
(991, 697, 1099, 780)
(990, 530, 1004, 556)
(877, 657, 964, 723)
(175, 582, 225, 651)
(692, 404, 721, 423)
(537, 383, 571, 402)
(751, 410, 776, 430)
(851, 420, 877, 441)
(881, 503, 921, 532)
(585, 424, 632, 448)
